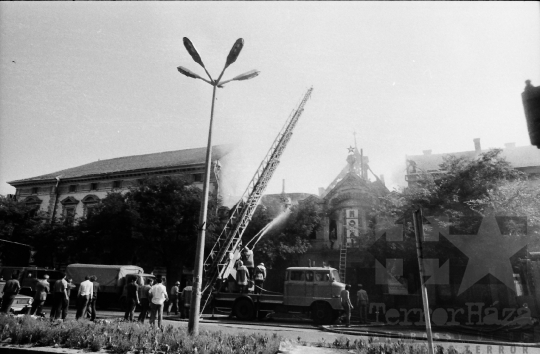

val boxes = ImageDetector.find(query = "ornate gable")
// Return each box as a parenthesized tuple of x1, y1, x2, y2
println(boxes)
(81, 194, 100, 204)
(60, 196, 79, 205)
(23, 195, 42, 206)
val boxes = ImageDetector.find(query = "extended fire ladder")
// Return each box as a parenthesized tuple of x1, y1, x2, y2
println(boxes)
(199, 87, 314, 314)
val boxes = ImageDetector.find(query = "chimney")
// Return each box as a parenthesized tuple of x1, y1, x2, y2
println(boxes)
(379, 174, 385, 186)
(473, 138, 481, 152)
(282, 179, 285, 194)
(504, 143, 516, 149)
(422, 150, 432, 155)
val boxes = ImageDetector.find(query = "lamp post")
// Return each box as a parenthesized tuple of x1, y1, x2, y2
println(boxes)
(177, 37, 259, 335)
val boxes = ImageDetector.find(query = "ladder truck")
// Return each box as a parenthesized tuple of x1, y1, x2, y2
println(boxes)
(200, 87, 313, 313)
(199, 88, 346, 324)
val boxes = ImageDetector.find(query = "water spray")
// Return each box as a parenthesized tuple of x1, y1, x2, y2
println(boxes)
(245, 209, 292, 249)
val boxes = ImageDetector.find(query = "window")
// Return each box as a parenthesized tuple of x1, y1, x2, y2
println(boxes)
(309, 225, 318, 239)
(290, 271, 305, 281)
(90, 183, 99, 191)
(193, 173, 203, 182)
(330, 270, 340, 283)
(85, 204, 97, 218)
(113, 180, 122, 189)
(315, 271, 329, 282)
(64, 207, 76, 224)
(305, 271, 314, 282)
(31, 187, 38, 194)
(82, 195, 100, 217)
(69, 185, 77, 193)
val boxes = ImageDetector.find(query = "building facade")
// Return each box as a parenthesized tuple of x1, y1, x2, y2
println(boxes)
(8, 145, 232, 223)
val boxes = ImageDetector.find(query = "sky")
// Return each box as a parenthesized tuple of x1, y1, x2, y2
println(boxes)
(1, 2, 539, 200)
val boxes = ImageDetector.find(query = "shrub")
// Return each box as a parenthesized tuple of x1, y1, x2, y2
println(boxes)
(0, 315, 497, 354)
(0, 315, 281, 354)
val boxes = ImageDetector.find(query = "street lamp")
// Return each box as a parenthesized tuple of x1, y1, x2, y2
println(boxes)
(178, 37, 259, 335)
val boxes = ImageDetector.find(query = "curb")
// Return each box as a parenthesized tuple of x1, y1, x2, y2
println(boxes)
(0, 346, 86, 354)
(163, 315, 318, 331)
(320, 325, 540, 348)
(277, 341, 351, 354)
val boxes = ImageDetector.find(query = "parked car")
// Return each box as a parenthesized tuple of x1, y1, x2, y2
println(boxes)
(0, 279, 33, 315)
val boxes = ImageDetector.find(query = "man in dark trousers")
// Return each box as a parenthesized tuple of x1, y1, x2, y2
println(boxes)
(50, 274, 69, 320)
(1, 273, 21, 313)
(356, 284, 369, 324)
(30, 274, 50, 316)
(86, 275, 99, 321)
(340, 284, 353, 327)
(138, 278, 153, 323)
(124, 277, 139, 321)
(76, 276, 93, 320)
(167, 281, 180, 316)
(180, 280, 192, 319)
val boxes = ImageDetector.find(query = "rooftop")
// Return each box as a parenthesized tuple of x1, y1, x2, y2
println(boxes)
(406, 142, 540, 173)
(9, 145, 233, 185)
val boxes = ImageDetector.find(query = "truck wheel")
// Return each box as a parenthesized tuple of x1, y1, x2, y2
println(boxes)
(233, 298, 254, 321)
(311, 302, 333, 324)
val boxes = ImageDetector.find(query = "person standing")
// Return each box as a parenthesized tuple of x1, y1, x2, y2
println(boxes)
(242, 247, 255, 281)
(236, 261, 249, 293)
(30, 274, 50, 316)
(254, 263, 266, 295)
(86, 276, 99, 321)
(167, 281, 180, 316)
(138, 278, 153, 323)
(76, 276, 93, 320)
(65, 278, 76, 319)
(1, 273, 21, 313)
(123, 277, 140, 321)
(149, 275, 168, 328)
(50, 274, 69, 320)
(181, 280, 192, 319)
(340, 284, 353, 327)
(356, 284, 369, 324)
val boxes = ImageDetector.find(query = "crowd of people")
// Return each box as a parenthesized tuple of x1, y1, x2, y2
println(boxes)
(0, 271, 194, 329)
(122, 275, 193, 328)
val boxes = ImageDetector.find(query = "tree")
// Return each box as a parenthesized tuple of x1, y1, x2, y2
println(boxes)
(126, 176, 220, 288)
(374, 149, 532, 235)
(79, 192, 140, 265)
(0, 196, 37, 265)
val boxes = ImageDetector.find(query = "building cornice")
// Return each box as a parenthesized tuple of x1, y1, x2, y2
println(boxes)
(8, 162, 210, 187)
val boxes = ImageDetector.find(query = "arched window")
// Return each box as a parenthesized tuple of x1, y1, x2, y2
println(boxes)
(23, 196, 42, 217)
(60, 196, 79, 224)
(81, 195, 100, 217)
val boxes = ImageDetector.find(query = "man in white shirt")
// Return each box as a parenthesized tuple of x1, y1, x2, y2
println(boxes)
(149, 275, 168, 328)
(76, 276, 93, 320)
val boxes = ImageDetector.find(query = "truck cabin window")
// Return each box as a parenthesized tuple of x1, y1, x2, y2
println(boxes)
(315, 271, 330, 282)
(290, 271, 305, 281)
(305, 271, 314, 282)
(331, 270, 340, 282)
